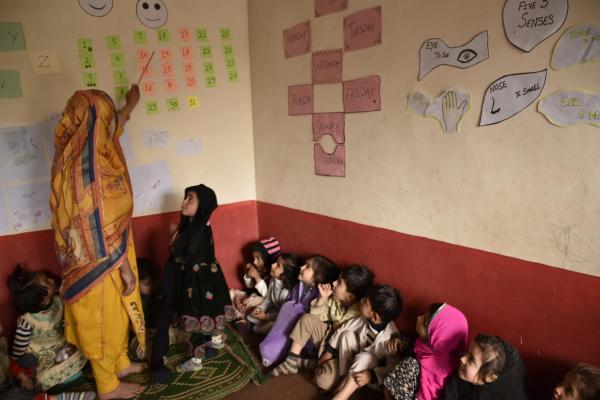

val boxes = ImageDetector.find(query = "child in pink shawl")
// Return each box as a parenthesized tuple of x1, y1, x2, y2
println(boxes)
(383, 303, 468, 400)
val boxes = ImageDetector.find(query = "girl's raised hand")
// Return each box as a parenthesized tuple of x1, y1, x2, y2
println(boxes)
(318, 283, 333, 299)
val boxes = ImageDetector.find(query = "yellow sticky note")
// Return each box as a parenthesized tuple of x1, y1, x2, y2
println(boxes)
(187, 95, 200, 108)
(145, 100, 159, 114)
(29, 50, 61, 74)
(83, 72, 98, 87)
(166, 97, 180, 111)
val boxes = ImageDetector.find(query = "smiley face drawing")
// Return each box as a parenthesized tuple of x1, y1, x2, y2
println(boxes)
(78, 0, 113, 17)
(136, 0, 168, 29)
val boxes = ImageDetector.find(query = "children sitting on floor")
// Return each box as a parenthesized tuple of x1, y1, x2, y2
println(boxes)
(7, 265, 88, 393)
(553, 363, 600, 400)
(230, 237, 281, 320)
(444, 333, 528, 400)
(384, 302, 468, 400)
(271, 264, 374, 376)
(315, 284, 402, 399)
(245, 253, 303, 335)
(259, 255, 339, 367)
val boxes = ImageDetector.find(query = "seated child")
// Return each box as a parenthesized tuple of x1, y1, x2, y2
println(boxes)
(553, 363, 600, 400)
(7, 266, 87, 392)
(316, 284, 403, 398)
(137, 257, 158, 328)
(230, 237, 281, 319)
(383, 303, 468, 400)
(271, 264, 374, 376)
(246, 253, 303, 335)
(1, 322, 95, 400)
(444, 333, 528, 399)
(259, 255, 338, 367)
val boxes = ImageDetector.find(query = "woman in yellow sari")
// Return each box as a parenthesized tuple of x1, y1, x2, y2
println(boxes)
(50, 85, 146, 400)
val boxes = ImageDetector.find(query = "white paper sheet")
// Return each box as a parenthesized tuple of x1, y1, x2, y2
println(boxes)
(176, 138, 202, 156)
(130, 160, 172, 215)
(0, 123, 50, 182)
(119, 128, 135, 163)
(419, 31, 489, 80)
(5, 181, 52, 232)
(538, 90, 600, 128)
(143, 128, 170, 148)
(480, 70, 547, 126)
(551, 23, 600, 70)
(503, 0, 568, 52)
(407, 90, 471, 133)
(0, 188, 9, 234)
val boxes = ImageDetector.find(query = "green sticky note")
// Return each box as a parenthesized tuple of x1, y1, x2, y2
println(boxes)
(110, 52, 125, 68)
(195, 28, 208, 42)
(157, 28, 171, 42)
(202, 62, 215, 75)
(79, 53, 96, 69)
(204, 74, 216, 88)
(220, 28, 232, 40)
(0, 22, 26, 51)
(222, 44, 234, 57)
(227, 69, 239, 83)
(112, 70, 128, 85)
(0, 70, 23, 97)
(166, 97, 180, 112)
(115, 86, 128, 102)
(224, 57, 236, 70)
(145, 100, 159, 114)
(106, 35, 122, 50)
(200, 45, 212, 58)
(83, 72, 98, 88)
(77, 38, 93, 54)
(133, 30, 147, 45)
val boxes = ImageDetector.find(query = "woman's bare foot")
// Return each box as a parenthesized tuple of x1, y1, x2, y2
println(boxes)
(117, 362, 147, 378)
(98, 382, 145, 400)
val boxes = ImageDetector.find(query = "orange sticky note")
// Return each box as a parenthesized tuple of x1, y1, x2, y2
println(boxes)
(178, 27, 191, 42)
(180, 46, 193, 60)
(182, 62, 195, 75)
(164, 79, 178, 92)
(184, 75, 198, 89)
(159, 48, 173, 62)
(142, 81, 156, 96)
(136, 48, 151, 64)
(160, 62, 174, 77)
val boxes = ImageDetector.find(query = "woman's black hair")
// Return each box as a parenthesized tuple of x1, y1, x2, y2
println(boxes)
(7, 265, 48, 314)
(278, 253, 303, 290)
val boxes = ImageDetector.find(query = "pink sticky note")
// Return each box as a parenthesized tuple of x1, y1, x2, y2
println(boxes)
(288, 84, 314, 116)
(136, 48, 151, 65)
(184, 75, 198, 89)
(343, 75, 381, 113)
(344, 6, 382, 52)
(178, 27, 191, 42)
(160, 62, 175, 77)
(138, 63, 153, 78)
(313, 113, 345, 143)
(315, 0, 348, 17)
(180, 46, 193, 60)
(283, 21, 311, 58)
(159, 48, 173, 62)
(182, 62, 195, 75)
(312, 49, 343, 84)
(142, 81, 156, 96)
(314, 143, 345, 177)
(164, 79, 178, 92)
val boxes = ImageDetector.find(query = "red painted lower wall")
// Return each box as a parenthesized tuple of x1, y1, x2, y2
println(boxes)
(256, 201, 600, 399)
(1, 200, 598, 398)
(0, 201, 258, 335)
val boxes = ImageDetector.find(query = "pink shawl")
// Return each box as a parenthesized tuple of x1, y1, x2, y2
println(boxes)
(414, 304, 468, 400)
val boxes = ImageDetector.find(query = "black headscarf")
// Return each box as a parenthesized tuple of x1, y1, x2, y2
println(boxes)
(171, 184, 218, 265)
(444, 340, 529, 400)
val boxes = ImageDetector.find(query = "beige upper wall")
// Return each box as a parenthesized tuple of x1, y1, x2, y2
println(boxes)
(249, 0, 600, 276)
(0, 0, 255, 220)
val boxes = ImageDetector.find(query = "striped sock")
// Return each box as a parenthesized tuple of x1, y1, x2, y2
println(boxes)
(299, 357, 317, 370)
(55, 392, 96, 400)
(271, 353, 300, 376)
